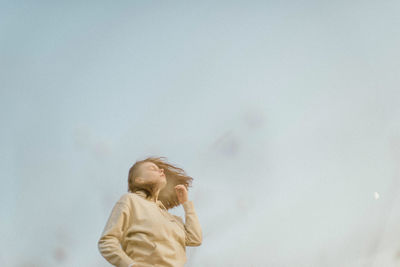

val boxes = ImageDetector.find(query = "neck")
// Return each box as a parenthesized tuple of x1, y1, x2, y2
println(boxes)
(149, 187, 161, 202)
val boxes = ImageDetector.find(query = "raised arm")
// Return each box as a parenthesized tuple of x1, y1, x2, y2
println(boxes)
(175, 185, 202, 246)
(98, 200, 136, 267)
(182, 200, 203, 246)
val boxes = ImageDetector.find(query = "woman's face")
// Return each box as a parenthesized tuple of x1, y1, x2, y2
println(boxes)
(137, 161, 166, 186)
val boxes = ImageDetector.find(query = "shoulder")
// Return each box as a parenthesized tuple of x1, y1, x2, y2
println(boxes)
(117, 192, 139, 207)
(171, 214, 184, 225)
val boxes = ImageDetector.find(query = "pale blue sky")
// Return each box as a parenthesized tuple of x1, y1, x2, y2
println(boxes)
(1, 1, 400, 266)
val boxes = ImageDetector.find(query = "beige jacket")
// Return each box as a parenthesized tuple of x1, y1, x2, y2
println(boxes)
(98, 190, 202, 267)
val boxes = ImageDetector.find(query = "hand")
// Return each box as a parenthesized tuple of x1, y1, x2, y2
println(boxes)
(175, 184, 188, 204)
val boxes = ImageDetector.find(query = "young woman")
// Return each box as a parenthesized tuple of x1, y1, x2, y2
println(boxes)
(98, 156, 202, 267)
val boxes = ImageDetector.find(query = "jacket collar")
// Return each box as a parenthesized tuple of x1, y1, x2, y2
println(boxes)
(134, 190, 167, 210)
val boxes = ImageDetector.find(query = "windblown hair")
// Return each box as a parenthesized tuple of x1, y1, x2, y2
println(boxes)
(127, 156, 193, 210)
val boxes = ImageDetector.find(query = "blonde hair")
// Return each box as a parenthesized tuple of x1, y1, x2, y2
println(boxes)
(128, 156, 193, 210)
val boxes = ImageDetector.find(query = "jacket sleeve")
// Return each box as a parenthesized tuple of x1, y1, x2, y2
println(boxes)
(181, 200, 203, 246)
(98, 200, 136, 267)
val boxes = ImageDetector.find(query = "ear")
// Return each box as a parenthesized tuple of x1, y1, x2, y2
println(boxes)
(135, 176, 145, 185)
